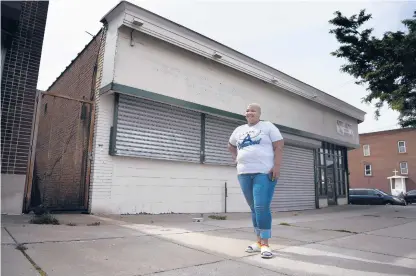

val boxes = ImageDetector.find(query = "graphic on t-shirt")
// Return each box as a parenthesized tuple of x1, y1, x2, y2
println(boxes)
(237, 129, 262, 149)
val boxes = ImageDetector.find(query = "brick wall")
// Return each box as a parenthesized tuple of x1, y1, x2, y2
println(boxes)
(32, 29, 105, 209)
(348, 129, 416, 194)
(1, 1, 49, 175)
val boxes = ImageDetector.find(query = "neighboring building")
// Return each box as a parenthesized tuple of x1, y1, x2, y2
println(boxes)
(26, 1, 365, 215)
(1, 1, 49, 214)
(348, 128, 416, 196)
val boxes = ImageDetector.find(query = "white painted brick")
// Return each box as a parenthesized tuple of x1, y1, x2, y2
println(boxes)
(89, 91, 249, 214)
(89, 25, 250, 215)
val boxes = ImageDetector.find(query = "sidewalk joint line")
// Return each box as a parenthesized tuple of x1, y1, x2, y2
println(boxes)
(4, 227, 48, 276)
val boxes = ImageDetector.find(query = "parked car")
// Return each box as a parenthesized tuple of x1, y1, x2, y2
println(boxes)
(349, 188, 407, 206)
(404, 190, 416, 204)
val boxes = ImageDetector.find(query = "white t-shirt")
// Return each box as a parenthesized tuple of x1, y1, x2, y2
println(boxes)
(229, 121, 283, 175)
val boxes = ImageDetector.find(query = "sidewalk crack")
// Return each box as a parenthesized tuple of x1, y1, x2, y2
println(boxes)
(4, 227, 48, 276)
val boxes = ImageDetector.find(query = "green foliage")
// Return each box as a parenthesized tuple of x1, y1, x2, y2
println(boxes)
(208, 214, 227, 220)
(29, 213, 60, 225)
(329, 10, 416, 127)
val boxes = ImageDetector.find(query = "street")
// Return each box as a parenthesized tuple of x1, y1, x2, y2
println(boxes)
(2, 205, 416, 276)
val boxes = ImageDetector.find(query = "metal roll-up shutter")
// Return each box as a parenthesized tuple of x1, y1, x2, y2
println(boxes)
(115, 94, 201, 162)
(204, 115, 244, 165)
(271, 145, 315, 211)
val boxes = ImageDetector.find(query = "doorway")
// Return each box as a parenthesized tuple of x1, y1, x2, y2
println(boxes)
(25, 92, 93, 212)
(315, 142, 348, 206)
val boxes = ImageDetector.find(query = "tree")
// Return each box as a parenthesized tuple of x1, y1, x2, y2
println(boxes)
(329, 10, 416, 127)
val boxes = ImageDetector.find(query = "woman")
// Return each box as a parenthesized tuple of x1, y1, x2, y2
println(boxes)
(228, 103, 284, 259)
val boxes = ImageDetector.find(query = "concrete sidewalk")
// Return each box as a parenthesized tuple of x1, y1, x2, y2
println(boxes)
(2, 205, 416, 276)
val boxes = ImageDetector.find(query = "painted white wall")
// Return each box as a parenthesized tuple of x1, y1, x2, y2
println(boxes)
(101, 3, 365, 123)
(110, 158, 248, 214)
(89, 94, 115, 213)
(1, 174, 25, 214)
(319, 198, 328, 209)
(113, 29, 359, 147)
(390, 178, 407, 196)
(90, 94, 249, 214)
(100, 10, 125, 88)
(337, 197, 348, 205)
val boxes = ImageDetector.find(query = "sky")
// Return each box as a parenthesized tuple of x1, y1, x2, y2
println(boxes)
(37, 0, 416, 134)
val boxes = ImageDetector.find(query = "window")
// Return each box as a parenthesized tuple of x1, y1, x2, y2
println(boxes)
(111, 94, 244, 166)
(314, 143, 347, 197)
(398, 141, 406, 153)
(375, 189, 387, 195)
(364, 164, 372, 176)
(113, 94, 202, 162)
(400, 162, 408, 175)
(315, 148, 327, 196)
(363, 144, 370, 156)
(355, 189, 368, 195)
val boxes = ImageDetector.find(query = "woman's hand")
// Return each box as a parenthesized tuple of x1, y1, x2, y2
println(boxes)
(269, 166, 280, 181)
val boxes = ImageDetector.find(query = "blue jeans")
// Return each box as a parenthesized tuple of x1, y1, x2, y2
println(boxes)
(237, 173, 277, 239)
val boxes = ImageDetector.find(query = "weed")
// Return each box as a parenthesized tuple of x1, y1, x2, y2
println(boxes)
(208, 215, 227, 220)
(279, 222, 292, 226)
(30, 213, 60, 225)
(87, 222, 101, 226)
(66, 223, 77, 226)
(16, 244, 28, 251)
(328, 229, 358, 234)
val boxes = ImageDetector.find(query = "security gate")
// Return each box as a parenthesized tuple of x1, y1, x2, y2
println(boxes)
(271, 145, 315, 211)
(26, 92, 93, 211)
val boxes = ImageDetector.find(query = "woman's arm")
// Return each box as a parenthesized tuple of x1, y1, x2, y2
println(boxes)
(271, 139, 284, 179)
(228, 143, 237, 162)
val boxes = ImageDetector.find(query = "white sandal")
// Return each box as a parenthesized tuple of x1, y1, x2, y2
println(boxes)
(245, 242, 261, 253)
(261, 245, 273, 259)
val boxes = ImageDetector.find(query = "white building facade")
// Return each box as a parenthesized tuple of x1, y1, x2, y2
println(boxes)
(89, 1, 366, 214)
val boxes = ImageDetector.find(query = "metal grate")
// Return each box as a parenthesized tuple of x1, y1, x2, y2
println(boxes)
(204, 114, 244, 165)
(271, 145, 316, 211)
(1, 1, 49, 174)
(115, 94, 201, 163)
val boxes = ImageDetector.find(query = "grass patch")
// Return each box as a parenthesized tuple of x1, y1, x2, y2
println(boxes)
(16, 244, 28, 251)
(363, 214, 380, 217)
(279, 222, 292, 226)
(208, 215, 227, 220)
(87, 222, 101, 226)
(29, 213, 60, 225)
(66, 223, 77, 226)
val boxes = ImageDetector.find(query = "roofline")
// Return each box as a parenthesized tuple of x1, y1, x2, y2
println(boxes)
(46, 28, 103, 91)
(359, 127, 416, 136)
(100, 1, 125, 24)
(101, 1, 366, 120)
